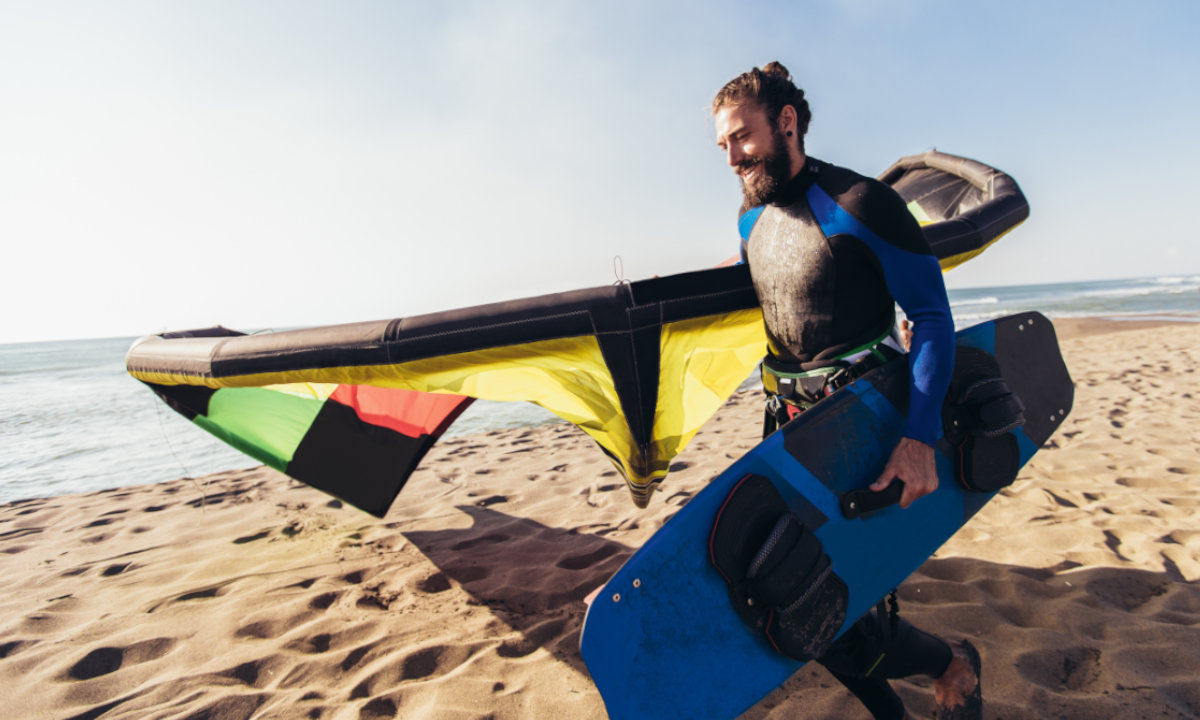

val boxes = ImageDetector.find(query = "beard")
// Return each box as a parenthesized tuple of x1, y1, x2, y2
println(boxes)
(736, 128, 792, 207)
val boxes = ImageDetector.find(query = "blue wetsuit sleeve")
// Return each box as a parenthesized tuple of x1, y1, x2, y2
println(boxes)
(806, 182, 953, 445)
(883, 253, 954, 445)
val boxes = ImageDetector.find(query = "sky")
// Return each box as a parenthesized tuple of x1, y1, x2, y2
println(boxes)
(1, 1, 1197, 343)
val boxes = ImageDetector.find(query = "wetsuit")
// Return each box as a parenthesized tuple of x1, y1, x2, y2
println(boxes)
(738, 156, 954, 445)
(738, 157, 956, 719)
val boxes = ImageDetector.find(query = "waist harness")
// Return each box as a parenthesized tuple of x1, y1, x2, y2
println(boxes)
(761, 328, 902, 437)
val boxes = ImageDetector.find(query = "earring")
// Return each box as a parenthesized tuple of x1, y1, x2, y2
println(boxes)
(786, 131, 793, 137)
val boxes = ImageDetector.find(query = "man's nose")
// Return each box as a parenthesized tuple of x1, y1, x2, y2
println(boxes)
(726, 146, 743, 167)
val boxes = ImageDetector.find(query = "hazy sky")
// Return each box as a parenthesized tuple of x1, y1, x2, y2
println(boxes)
(2, 1, 1197, 343)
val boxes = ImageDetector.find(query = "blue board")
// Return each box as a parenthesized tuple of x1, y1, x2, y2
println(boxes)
(580, 312, 1073, 719)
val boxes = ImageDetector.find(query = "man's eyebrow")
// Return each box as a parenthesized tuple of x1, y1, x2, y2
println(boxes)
(717, 125, 747, 146)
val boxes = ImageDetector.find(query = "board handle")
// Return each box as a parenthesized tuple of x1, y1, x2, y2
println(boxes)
(840, 481, 904, 519)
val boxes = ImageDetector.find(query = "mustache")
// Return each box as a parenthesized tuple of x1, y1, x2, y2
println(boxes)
(735, 156, 763, 175)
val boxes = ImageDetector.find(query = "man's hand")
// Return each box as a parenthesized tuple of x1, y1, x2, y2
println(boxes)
(869, 437, 937, 508)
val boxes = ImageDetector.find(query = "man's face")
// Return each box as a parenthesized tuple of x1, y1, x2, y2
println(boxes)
(715, 102, 792, 207)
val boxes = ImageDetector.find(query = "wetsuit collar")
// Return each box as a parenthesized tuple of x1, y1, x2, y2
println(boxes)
(768, 156, 824, 206)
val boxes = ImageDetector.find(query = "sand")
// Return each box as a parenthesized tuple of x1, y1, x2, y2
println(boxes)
(2, 318, 1199, 720)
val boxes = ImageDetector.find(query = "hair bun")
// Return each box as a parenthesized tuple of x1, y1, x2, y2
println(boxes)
(761, 61, 791, 80)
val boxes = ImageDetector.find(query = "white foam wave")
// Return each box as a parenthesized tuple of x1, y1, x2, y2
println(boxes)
(1077, 284, 1199, 300)
(949, 296, 999, 308)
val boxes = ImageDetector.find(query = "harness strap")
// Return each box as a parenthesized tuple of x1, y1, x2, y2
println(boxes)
(761, 327, 902, 415)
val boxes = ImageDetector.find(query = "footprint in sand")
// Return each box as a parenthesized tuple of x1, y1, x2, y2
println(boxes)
(341, 568, 381, 585)
(556, 544, 621, 570)
(221, 658, 279, 688)
(288, 633, 333, 654)
(667, 490, 694, 506)
(101, 562, 135, 577)
(497, 617, 569, 658)
(65, 637, 177, 681)
(416, 572, 452, 593)
(340, 642, 378, 672)
(236, 618, 289, 640)
(398, 646, 446, 680)
(358, 698, 398, 719)
(1016, 645, 1103, 691)
(174, 586, 225, 602)
(309, 591, 342, 610)
(1085, 571, 1169, 611)
(233, 530, 271, 544)
(67, 647, 124, 680)
(345, 645, 468, 700)
(451, 533, 510, 551)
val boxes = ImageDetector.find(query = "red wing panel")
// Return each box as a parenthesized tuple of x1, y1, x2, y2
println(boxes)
(329, 385, 473, 437)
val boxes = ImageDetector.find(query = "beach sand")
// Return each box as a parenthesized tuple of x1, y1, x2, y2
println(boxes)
(2, 318, 1199, 719)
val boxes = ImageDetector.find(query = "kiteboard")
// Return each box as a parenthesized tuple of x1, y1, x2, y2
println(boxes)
(580, 311, 1073, 719)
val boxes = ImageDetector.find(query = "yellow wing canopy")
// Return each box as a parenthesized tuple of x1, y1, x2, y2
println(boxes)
(127, 150, 1027, 515)
(128, 267, 767, 512)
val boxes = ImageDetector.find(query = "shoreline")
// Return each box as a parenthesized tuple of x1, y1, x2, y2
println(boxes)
(2, 318, 1200, 719)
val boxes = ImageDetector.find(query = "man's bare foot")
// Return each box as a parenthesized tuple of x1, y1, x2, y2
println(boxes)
(934, 640, 981, 719)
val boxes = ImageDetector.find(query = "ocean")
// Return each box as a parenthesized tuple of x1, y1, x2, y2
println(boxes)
(2, 274, 1198, 504)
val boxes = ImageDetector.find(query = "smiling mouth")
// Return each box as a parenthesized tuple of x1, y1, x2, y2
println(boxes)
(738, 161, 762, 181)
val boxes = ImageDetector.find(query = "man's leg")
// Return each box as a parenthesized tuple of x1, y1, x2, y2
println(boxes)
(819, 607, 979, 719)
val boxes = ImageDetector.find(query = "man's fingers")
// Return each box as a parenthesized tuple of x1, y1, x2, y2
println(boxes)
(869, 472, 895, 491)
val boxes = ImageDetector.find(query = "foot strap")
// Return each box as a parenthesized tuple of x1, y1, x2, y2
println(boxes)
(943, 347, 1026, 493)
(709, 474, 848, 661)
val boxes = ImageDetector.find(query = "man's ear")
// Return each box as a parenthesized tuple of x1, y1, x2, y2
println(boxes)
(777, 104, 797, 135)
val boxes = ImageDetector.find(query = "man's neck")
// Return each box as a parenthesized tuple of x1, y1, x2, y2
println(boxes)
(788, 150, 808, 182)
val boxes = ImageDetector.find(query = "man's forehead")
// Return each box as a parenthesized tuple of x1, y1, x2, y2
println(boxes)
(716, 103, 768, 135)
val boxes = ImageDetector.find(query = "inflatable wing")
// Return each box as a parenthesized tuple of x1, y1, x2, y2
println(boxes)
(880, 150, 1029, 270)
(127, 267, 766, 513)
(127, 150, 1027, 516)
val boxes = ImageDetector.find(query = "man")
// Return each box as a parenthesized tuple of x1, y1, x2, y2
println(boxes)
(713, 62, 981, 719)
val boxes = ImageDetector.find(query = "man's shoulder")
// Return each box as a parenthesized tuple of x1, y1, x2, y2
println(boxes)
(813, 158, 930, 255)
(813, 159, 898, 212)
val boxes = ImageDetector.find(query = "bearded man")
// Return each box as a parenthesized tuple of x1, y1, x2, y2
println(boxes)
(713, 62, 981, 720)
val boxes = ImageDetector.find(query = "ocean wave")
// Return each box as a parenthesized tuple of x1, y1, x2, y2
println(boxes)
(1077, 284, 1199, 300)
(949, 296, 999, 307)
(1048, 310, 1200, 321)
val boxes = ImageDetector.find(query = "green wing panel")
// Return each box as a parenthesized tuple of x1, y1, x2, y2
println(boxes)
(194, 387, 325, 472)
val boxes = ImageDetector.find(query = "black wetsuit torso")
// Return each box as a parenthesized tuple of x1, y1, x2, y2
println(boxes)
(738, 156, 955, 445)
